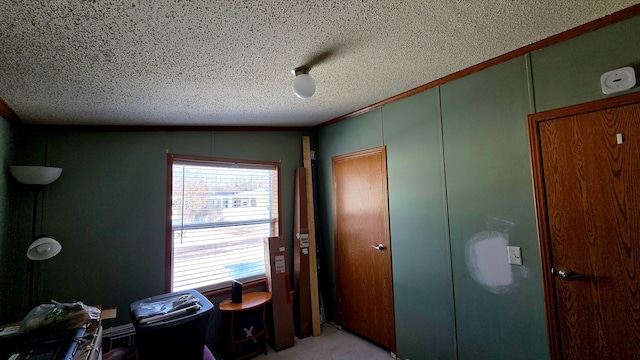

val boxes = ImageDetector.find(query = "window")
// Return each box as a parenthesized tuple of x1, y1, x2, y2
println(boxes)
(166, 154, 280, 293)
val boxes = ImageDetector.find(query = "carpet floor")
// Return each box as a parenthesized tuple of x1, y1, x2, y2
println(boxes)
(252, 323, 393, 360)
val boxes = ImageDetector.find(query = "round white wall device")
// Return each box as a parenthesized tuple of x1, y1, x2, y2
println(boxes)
(600, 67, 636, 95)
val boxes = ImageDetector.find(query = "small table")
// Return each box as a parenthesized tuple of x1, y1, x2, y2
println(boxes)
(219, 292, 272, 360)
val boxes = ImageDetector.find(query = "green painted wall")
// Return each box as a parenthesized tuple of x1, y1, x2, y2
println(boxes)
(316, 15, 640, 360)
(532, 15, 640, 112)
(0, 119, 17, 324)
(6, 129, 310, 328)
(383, 90, 455, 359)
(440, 57, 546, 360)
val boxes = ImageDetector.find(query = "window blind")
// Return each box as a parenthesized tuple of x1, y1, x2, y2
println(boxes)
(170, 159, 279, 292)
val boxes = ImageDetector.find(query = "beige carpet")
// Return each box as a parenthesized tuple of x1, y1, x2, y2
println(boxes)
(252, 323, 393, 360)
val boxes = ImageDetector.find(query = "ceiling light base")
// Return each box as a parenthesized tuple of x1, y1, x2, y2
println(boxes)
(292, 66, 311, 76)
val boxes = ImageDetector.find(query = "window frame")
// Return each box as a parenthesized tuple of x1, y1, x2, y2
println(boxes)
(165, 153, 282, 296)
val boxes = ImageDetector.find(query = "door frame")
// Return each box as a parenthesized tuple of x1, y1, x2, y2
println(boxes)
(332, 146, 395, 351)
(527, 91, 640, 360)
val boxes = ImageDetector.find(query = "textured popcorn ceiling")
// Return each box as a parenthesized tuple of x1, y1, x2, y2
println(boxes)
(0, 1, 638, 127)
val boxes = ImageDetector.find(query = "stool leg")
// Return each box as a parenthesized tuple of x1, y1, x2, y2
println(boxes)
(230, 312, 236, 360)
(262, 304, 268, 355)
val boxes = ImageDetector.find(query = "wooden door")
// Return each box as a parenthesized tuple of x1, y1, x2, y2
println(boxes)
(333, 146, 395, 352)
(530, 94, 640, 360)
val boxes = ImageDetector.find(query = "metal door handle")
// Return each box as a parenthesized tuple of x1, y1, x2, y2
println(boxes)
(370, 244, 385, 251)
(558, 269, 584, 281)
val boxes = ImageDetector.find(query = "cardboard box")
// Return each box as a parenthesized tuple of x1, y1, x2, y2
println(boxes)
(264, 236, 295, 351)
(89, 307, 117, 330)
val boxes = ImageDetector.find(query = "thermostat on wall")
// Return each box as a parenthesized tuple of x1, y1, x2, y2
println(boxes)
(600, 67, 636, 95)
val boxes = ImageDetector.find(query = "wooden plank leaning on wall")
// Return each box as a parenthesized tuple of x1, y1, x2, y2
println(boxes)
(302, 136, 321, 336)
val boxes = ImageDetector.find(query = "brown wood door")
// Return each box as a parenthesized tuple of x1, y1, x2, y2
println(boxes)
(535, 101, 640, 359)
(333, 146, 395, 352)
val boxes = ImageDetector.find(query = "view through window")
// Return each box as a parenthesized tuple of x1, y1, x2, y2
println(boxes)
(168, 155, 280, 293)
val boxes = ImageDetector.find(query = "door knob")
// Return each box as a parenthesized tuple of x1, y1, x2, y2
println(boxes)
(370, 244, 385, 251)
(557, 269, 584, 281)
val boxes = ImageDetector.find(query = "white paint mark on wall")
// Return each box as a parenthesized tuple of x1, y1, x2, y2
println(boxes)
(466, 231, 514, 294)
(464, 216, 528, 294)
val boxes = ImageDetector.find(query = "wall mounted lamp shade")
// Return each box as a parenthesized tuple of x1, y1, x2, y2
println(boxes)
(292, 66, 315, 99)
(27, 236, 62, 260)
(10, 166, 62, 185)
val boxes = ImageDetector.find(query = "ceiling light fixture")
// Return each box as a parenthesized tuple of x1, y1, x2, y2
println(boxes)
(292, 66, 315, 99)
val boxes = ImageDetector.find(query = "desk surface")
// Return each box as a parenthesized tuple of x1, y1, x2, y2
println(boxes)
(219, 292, 271, 312)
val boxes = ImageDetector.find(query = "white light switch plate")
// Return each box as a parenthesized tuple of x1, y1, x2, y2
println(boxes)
(507, 246, 522, 265)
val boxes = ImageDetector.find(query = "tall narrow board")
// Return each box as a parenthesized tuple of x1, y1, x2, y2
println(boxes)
(302, 136, 321, 336)
(293, 167, 311, 338)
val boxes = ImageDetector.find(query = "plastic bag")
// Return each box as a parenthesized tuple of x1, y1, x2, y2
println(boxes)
(19, 300, 101, 334)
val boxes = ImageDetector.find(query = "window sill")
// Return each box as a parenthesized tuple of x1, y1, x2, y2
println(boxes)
(201, 278, 266, 299)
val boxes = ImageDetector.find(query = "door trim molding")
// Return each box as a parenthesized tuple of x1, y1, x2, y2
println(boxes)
(527, 91, 640, 360)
